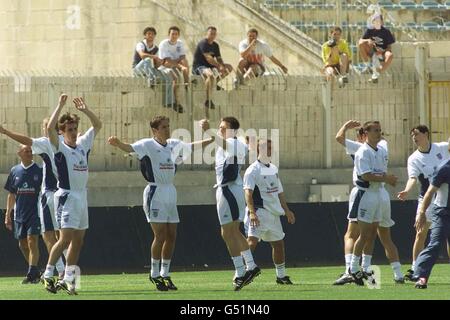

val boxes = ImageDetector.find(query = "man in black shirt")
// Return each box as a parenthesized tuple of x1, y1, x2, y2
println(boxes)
(193, 26, 233, 109)
(358, 14, 395, 83)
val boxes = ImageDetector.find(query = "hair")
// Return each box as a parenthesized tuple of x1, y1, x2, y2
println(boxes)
(150, 115, 170, 130)
(247, 28, 258, 35)
(331, 26, 342, 34)
(58, 113, 80, 132)
(168, 26, 180, 34)
(207, 26, 217, 32)
(363, 121, 380, 132)
(221, 117, 240, 130)
(143, 27, 156, 36)
(410, 125, 430, 138)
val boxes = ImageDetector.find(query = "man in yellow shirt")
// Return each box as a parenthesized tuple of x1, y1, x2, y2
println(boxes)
(322, 27, 352, 86)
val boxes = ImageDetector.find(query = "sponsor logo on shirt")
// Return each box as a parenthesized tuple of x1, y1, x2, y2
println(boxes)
(17, 182, 37, 194)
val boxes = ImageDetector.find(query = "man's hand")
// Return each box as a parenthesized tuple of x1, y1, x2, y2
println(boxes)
(385, 174, 398, 187)
(199, 119, 210, 132)
(107, 136, 121, 147)
(285, 209, 295, 224)
(0, 124, 6, 135)
(414, 212, 427, 233)
(4, 214, 12, 231)
(397, 190, 408, 201)
(344, 120, 361, 130)
(249, 39, 257, 48)
(73, 97, 88, 112)
(249, 211, 260, 228)
(59, 94, 68, 107)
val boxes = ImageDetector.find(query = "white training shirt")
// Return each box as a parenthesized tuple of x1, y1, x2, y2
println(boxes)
(354, 142, 388, 190)
(158, 39, 186, 61)
(407, 142, 450, 198)
(243, 160, 284, 216)
(131, 138, 190, 185)
(53, 128, 95, 191)
(238, 39, 273, 65)
(31, 136, 59, 192)
(215, 138, 248, 187)
(345, 139, 388, 185)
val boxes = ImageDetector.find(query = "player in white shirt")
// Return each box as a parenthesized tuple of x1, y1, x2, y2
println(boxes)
(200, 117, 261, 291)
(243, 139, 295, 284)
(0, 98, 68, 280)
(334, 120, 404, 285)
(43, 96, 102, 295)
(108, 115, 213, 291)
(158, 26, 189, 113)
(236, 28, 287, 86)
(348, 121, 401, 285)
(397, 125, 450, 280)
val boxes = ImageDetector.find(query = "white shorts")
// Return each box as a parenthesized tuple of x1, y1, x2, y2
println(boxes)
(39, 190, 58, 232)
(216, 184, 245, 226)
(143, 184, 179, 224)
(348, 187, 394, 227)
(54, 189, 89, 230)
(244, 207, 285, 242)
(415, 197, 434, 223)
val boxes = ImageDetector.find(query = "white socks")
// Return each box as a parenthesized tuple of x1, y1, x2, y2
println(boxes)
(275, 263, 286, 278)
(160, 259, 171, 278)
(43, 264, 55, 278)
(345, 254, 352, 273)
(151, 258, 160, 278)
(55, 258, 65, 275)
(391, 262, 403, 280)
(241, 249, 257, 271)
(350, 255, 361, 274)
(232, 256, 246, 278)
(362, 254, 372, 273)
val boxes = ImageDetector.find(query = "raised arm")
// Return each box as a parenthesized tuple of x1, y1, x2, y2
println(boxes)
(0, 125, 32, 146)
(107, 136, 134, 153)
(4, 193, 15, 231)
(336, 120, 360, 146)
(73, 97, 102, 135)
(47, 94, 68, 148)
(199, 119, 228, 150)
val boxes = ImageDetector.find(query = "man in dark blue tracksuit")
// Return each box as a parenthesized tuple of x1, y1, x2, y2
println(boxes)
(414, 156, 450, 289)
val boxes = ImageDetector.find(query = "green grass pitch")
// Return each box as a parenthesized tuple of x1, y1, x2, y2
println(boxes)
(1, 264, 449, 300)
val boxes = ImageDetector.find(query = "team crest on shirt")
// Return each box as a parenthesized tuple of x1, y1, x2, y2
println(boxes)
(152, 209, 159, 217)
(437, 153, 443, 160)
(33, 175, 39, 181)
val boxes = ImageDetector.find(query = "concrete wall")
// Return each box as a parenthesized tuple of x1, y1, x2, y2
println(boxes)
(0, 0, 320, 75)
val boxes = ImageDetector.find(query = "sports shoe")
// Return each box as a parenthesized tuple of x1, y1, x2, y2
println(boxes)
(149, 276, 169, 291)
(369, 71, 379, 83)
(43, 277, 57, 294)
(233, 275, 247, 291)
(342, 75, 349, 83)
(204, 100, 215, 110)
(22, 276, 38, 284)
(404, 269, 415, 282)
(56, 279, 78, 295)
(351, 270, 366, 286)
(333, 273, 354, 285)
(364, 270, 376, 286)
(276, 276, 293, 285)
(163, 277, 178, 291)
(415, 277, 428, 289)
(394, 277, 405, 284)
(243, 266, 261, 286)
(338, 76, 345, 88)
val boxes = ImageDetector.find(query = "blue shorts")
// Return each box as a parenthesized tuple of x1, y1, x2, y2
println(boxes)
(14, 218, 41, 240)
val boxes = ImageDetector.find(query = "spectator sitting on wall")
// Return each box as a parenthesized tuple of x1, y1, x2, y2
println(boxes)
(192, 26, 233, 110)
(132, 27, 162, 84)
(235, 28, 288, 88)
(358, 14, 395, 83)
(158, 26, 190, 113)
(321, 26, 352, 87)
